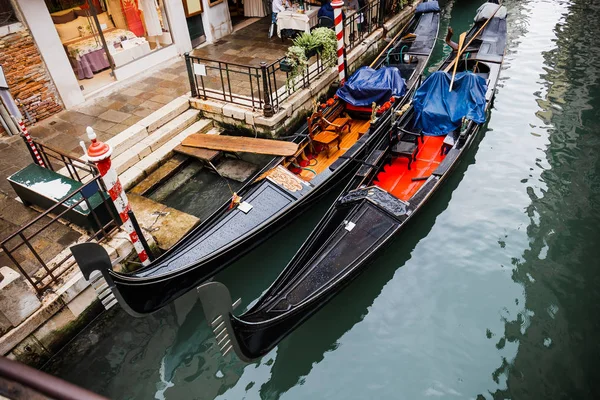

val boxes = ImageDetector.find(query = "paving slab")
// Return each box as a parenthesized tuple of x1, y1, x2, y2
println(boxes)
(128, 194, 199, 250)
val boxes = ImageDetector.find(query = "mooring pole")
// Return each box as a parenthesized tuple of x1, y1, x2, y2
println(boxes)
(332, 0, 347, 85)
(127, 210, 154, 262)
(261, 61, 274, 117)
(85, 127, 150, 266)
(0, 80, 45, 167)
(17, 120, 46, 168)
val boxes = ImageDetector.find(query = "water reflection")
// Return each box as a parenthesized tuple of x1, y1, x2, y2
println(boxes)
(489, 0, 600, 398)
(44, 0, 600, 398)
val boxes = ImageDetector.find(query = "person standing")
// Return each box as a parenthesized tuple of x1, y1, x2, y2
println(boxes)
(270, 0, 291, 38)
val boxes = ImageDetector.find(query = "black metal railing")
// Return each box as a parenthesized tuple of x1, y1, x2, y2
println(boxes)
(35, 142, 96, 183)
(0, 143, 121, 295)
(185, 52, 333, 116)
(344, 0, 381, 51)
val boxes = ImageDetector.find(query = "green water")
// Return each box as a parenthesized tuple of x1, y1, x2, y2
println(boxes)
(44, 0, 600, 398)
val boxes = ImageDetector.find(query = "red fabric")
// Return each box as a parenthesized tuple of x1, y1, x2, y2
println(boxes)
(374, 136, 446, 201)
(120, 0, 144, 37)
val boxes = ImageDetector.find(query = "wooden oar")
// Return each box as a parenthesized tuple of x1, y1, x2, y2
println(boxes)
(443, 2, 504, 73)
(449, 32, 466, 92)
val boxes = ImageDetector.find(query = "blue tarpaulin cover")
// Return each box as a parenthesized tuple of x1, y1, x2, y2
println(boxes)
(415, 1, 440, 14)
(336, 66, 406, 107)
(413, 71, 487, 136)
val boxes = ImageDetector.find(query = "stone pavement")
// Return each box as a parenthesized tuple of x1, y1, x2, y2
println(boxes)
(191, 17, 289, 66)
(0, 57, 190, 278)
(190, 17, 291, 99)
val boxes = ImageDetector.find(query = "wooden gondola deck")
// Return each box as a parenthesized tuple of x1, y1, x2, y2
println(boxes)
(297, 119, 371, 181)
(374, 135, 446, 201)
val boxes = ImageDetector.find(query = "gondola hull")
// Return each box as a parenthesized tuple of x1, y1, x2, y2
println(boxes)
(72, 3, 441, 316)
(198, 6, 506, 362)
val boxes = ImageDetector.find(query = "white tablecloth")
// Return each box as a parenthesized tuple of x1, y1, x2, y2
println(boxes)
(277, 7, 320, 37)
(244, 0, 267, 17)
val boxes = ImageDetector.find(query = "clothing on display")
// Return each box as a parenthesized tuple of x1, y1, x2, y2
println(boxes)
(139, 0, 162, 36)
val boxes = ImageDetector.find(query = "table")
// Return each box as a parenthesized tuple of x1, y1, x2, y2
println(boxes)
(277, 7, 320, 37)
(109, 40, 151, 68)
(73, 49, 110, 80)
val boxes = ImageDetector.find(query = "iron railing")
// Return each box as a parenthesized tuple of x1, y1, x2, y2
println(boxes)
(185, 0, 410, 115)
(0, 143, 121, 295)
(185, 52, 333, 116)
(344, 0, 381, 51)
(35, 142, 97, 183)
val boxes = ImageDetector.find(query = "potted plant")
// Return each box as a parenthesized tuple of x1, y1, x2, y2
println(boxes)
(293, 32, 319, 59)
(311, 27, 337, 67)
(280, 58, 294, 72)
(282, 45, 308, 87)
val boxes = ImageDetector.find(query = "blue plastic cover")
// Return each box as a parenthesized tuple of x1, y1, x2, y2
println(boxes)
(336, 66, 406, 107)
(413, 71, 487, 136)
(415, 1, 440, 14)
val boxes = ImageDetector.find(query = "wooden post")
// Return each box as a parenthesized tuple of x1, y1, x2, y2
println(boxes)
(261, 62, 274, 117)
(332, 0, 346, 85)
(85, 127, 150, 266)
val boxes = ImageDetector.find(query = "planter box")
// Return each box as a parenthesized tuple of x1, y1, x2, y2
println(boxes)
(280, 58, 294, 72)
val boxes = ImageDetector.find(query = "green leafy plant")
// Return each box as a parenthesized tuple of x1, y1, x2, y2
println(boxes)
(283, 45, 309, 88)
(293, 32, 319, 56)
(311, 27, 337, 67)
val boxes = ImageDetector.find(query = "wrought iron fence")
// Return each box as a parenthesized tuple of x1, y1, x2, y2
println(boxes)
(344, 0, 381, 51)
(0, 143, 121, 295)
(35, 142, 97, 183)
(185, 52, 333, 116)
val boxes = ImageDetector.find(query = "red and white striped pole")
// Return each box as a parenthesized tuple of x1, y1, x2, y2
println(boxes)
(332, 0, 346, 85)
(17, 119, 46, 168)
(85, 126, 150, 266)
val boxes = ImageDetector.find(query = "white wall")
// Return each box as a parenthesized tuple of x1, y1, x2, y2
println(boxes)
(15, 0, 85, 109)
(165, 0, 193, 54)
(201, 0, 233, 43)
(113, 45, 178, 81)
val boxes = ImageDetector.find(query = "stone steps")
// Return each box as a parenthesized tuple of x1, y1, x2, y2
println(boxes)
(119, 119, 216, 190)
(112, 108, 201, 175)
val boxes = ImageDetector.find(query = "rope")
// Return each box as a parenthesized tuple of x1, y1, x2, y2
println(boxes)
(321, 116, 341, 128)
(208, 161, 235, 196)
(399, 45, 408, 63)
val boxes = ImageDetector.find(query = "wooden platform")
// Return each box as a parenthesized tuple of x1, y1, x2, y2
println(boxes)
(182, 134, 298, 156)
(174, 144, 220, 162)
(299, 119, 371, 181)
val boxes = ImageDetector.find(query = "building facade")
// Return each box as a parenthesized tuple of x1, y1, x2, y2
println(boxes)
(0, 0, 245, 129)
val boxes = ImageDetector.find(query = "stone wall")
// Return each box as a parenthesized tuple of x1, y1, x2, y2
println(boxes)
(0, 22, 63, 135)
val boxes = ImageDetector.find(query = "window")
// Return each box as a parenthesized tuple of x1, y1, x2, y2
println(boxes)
(0, 0, 18, 27)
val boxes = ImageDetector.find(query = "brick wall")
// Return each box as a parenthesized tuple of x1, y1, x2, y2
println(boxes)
(0, 23, 63, 135)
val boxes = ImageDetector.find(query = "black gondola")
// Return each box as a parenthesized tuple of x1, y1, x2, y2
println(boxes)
(71, 2, 441, 316)
(197, 2, 507, 361)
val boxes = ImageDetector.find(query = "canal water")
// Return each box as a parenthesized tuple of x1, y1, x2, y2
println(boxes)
(44, 0, 600, 398)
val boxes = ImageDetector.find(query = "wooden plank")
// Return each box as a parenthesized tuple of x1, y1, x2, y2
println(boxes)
(182, 134, 298, 156)
(174, 144, 220, 162)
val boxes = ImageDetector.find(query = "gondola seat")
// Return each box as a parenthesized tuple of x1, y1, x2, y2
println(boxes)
(391, 126, 423, 170)
(391, 141, 418, 170)
(324, 117, 351, 136)
(313, 130, 341, 157)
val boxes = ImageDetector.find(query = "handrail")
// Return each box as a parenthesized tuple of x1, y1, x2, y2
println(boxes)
(0, 356, 108, 400)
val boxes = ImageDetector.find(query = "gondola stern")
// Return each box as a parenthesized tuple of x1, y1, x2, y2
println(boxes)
(70, 243, 146, 317)
(197, 281, 254, 363)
